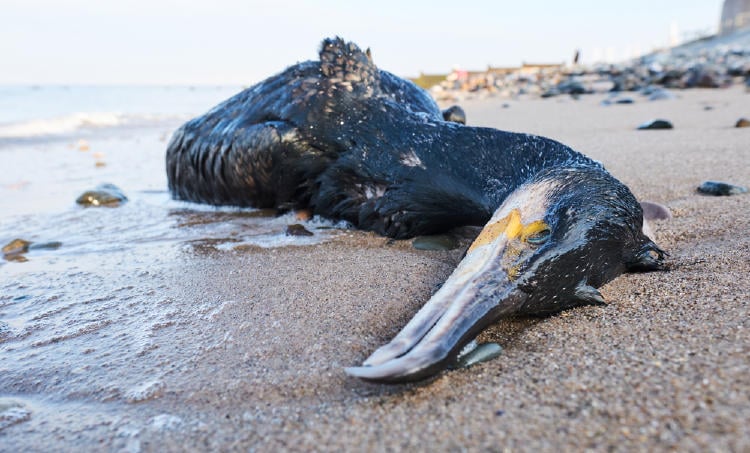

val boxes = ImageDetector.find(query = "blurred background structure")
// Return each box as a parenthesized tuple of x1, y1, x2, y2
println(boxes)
(720, 0, 750, 34)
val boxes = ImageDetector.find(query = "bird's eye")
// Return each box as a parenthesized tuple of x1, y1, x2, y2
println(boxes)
(526, 229, 551, 245)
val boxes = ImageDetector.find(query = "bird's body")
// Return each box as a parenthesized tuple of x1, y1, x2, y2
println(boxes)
(167, 39, 591, 238)
(166, 38, 665, 383)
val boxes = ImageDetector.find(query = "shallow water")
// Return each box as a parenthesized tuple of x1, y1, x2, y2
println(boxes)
(0, 98, 349, 441)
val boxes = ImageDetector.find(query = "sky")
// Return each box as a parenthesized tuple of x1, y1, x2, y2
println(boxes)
(1, 0, 725, 85)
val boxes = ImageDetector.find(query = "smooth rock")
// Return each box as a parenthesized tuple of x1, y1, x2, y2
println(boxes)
(683, 66, 724, 88)
(610, 73, 643, 92)
(28, 241, 62, 251)
(735, 118, 750, 128)
(697, 181, 748, 196)
(646, 88, 676, 101)
(2, 239, 61, 262)
(76, 183, 128, 207)
(2, 238, 30, 255)
(556, 79, 586, 95)
(285, 224, 314, 236)
(601, 95, 635, 106)
(412, 234, 459, 251)
(637, 119, 673, 130)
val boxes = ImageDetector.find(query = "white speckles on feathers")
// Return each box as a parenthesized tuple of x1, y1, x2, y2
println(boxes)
(399, 151, 425, 169)
(356, 183, 386, 200)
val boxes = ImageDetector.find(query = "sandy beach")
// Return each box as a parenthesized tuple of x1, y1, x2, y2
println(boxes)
(1, 85, 749, 451)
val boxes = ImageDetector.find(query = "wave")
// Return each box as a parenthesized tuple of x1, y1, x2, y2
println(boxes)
(0, 112, 184, 139)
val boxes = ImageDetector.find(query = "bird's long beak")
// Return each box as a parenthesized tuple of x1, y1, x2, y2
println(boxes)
(346, 210, 535, 383)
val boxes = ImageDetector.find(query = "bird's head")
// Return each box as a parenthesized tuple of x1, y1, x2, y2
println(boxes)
(347, 166, 664, 383)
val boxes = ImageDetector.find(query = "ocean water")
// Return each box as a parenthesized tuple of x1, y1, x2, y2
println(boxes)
(0, 85, 243, 141)
(1, 84, 346, 267)
(0, 83, 347, 222)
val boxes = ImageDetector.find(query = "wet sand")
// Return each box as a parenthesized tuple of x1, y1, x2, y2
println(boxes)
(2, 86, 749, 451)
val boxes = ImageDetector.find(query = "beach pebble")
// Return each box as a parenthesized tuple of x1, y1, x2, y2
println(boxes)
(697, 181, 748, 196)
(553, 79, 586, 96)
(683, 66, 724, 88)
(609, 73, 643, 92)
(285, 224, 314, 236)
(646, 88, 676, 101)
(76, 183, 128, 207)
(735, 118, 750, 128)
(29, 241, 62, 251)
(3, 254, 28, 263)
(2, 238, 31, 256)
(412, 234, 459, 251)
(455, 342, 503, 369)
(2, 239, 61, 262)
(600, 96, 634, 106)
(637, 119, 673, 130)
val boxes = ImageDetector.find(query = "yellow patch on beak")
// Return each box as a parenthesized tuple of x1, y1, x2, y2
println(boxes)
(467, 210, 516, 253)
(468, 209, 550, 253)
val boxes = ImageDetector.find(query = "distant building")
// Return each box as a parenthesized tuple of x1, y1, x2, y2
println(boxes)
(518, 63, 565, 77)
(719, 0, 750, 35)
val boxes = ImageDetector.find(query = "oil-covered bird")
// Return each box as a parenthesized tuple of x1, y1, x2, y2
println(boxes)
(166, 37, 665, 383)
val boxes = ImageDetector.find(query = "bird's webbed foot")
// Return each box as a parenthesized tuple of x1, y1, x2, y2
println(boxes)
(358, 203, 429, 239)
(626, 242, 668, 272)
(442, 105, 466, 124)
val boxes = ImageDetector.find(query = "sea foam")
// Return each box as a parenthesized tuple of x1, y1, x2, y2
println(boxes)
(0, 112, 145, 138)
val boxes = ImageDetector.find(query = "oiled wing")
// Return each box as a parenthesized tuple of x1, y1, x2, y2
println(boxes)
(312, 152, 493, 239)
(166, 120, 331, 209)
(165, 37, 451, 213)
